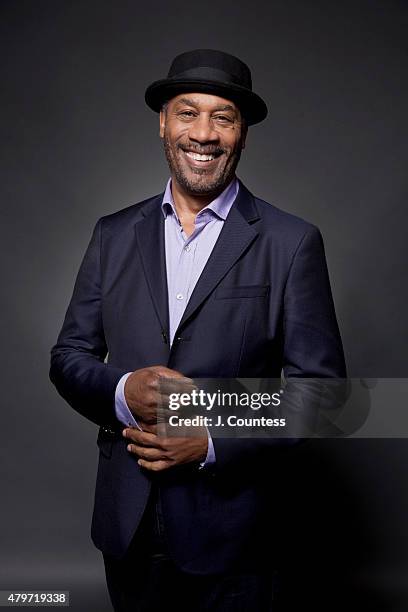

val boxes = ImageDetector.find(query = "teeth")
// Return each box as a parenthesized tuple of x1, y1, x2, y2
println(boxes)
(186, 152, 215, 161)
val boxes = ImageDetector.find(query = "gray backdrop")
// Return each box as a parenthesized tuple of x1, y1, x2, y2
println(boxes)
(1, 0, 407, 610)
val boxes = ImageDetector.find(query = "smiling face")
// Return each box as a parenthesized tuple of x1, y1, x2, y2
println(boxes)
(159, 93, 247, 198)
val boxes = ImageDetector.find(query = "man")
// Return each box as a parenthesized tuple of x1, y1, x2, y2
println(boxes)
(50, 49, 346, 611)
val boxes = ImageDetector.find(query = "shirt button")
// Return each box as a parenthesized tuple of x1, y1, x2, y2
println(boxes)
(176, 293, 184, 300)
(184, 245, 190, 252)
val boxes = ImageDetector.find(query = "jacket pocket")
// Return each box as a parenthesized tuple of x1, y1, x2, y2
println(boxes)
(96, 425, 120, 459)
(215, 285, 270, 299)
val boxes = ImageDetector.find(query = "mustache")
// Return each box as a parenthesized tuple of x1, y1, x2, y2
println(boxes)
(178, 144, 225, 156)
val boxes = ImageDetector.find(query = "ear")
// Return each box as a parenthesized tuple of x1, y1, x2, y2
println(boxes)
(159, 110, 166, 138)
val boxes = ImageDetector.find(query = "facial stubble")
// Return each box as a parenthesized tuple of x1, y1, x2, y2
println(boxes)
(162, 129, 244, 197)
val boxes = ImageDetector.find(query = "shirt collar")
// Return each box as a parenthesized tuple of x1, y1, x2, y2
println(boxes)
(161, 177, 239, 222)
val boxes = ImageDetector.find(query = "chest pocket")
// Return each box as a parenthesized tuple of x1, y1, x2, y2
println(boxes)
(215, 285, 270, 299)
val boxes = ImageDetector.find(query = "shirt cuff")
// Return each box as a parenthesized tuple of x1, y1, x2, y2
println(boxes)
(115, 372, 140, 428)
(199, 428, 216, 468)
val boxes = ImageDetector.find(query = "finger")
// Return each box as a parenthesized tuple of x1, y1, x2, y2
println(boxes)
(126, 444, 166, 460)
(150, 366, 189, 379)
(137, 458, 171, 472)
(138, 421, 169, 436)
(155, 390, 197, 411)
(139, 390, 173, 411)
(156, 393, 175, 410)
(140, 422, 158, 435)
(158, 377, 197, 396)
(122, 428, 161, 447)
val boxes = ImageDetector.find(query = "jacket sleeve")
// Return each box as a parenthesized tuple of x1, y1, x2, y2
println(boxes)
(49, 219, 129, 427)
(211, 225, 347, 473)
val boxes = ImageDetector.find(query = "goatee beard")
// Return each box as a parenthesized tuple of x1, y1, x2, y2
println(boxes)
(163, 136, 242, 197)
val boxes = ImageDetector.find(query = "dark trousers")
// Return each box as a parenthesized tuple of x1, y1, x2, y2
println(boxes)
(103, 485, 275, 612)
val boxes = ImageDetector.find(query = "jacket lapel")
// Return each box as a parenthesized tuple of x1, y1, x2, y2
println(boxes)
(175, 180, 260, 335)
(134, 195, 170, 342)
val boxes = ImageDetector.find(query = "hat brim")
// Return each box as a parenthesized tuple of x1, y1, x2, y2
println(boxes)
(145, 78, 268, 126)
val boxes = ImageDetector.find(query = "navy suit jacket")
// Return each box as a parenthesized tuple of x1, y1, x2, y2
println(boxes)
(50, 180, 346, 573)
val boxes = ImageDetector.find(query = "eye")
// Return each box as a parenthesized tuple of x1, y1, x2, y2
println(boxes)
(178, 110, 196, 118)
(214, 115, 234, 124)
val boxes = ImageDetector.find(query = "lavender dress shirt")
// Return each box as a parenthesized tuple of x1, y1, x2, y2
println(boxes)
(115, 176, 239, 466)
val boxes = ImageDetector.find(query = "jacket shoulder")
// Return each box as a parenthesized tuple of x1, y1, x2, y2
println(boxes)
(249, 194, 322, 252)
(254, 195, 316, 233)
(238, 180, 317, 236)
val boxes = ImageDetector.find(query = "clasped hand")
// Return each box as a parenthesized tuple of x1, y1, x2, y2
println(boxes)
(123, 366, 208, 471)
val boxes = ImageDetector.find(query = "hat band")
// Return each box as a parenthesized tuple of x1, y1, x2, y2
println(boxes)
(169, 66, 251, 89)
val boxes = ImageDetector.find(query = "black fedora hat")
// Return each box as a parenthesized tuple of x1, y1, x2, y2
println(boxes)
(145, 49, 268, 126)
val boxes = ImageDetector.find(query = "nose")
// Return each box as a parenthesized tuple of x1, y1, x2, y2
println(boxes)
(188, 114, 219, 144)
